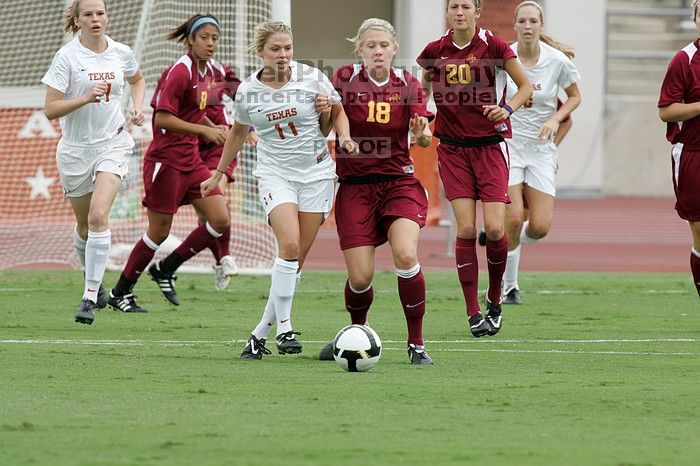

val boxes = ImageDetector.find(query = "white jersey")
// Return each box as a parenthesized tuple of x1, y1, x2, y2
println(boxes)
(506, 41, 580, 141)
(42, 35, 138, 145)
(233, 61, 340, 183)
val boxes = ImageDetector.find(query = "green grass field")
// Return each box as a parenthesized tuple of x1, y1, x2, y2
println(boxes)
(0, 269, 697, 466)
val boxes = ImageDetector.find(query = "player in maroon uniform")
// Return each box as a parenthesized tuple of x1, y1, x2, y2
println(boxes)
(191, 63, 252, 291)
(417, 0, 532, 337)
(658, 0, 700, 299)
(108, 14, 230, 312)
(317, 18, 434, 364)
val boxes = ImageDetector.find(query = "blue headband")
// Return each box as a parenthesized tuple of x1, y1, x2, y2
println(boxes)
(188, 16, 219, 36)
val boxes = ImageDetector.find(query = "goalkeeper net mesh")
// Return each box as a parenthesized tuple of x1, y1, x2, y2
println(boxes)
(0, 0, 276, 274)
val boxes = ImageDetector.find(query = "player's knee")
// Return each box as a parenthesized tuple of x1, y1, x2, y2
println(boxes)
(87, 208, 109, 232)
(209, 216, 230, 234)
(278, 238, 300, 258)
(528, 221, 551, 239)
(505, 208, 524, 231)
(455, 223, 477, 239)
(349, 276, 372, 292)
(393, 251, 418, 270)
(484, 224, 505, 241)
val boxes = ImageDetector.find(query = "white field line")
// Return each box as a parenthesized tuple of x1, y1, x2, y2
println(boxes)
(0, 338, 695, 358)
(0, 287, 692, 295)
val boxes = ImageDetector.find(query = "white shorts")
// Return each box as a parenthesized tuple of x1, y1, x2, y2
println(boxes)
(56, 129, 134, 198)
(508, 137, 558, 197)
(257, 173, 335, 218)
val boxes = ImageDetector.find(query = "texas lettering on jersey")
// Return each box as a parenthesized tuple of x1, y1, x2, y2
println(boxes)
(87, 71, 116, 81)
(265, 107, 298, 122)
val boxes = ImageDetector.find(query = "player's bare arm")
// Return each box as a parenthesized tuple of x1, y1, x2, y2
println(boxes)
(540, 82, 581, 140)
(331, 103, 359, 154)
(316, 92, 334, 136)
(201, 121, 249, 197)
(483, 57, 532, 122)
(126, 70, 146, 126)
(154, 110, 227, 145)
(420, 71, 433, 102)
(43, 83, 109, 120)
(659, 102, 700, 123)
(410, 114, 432, 148)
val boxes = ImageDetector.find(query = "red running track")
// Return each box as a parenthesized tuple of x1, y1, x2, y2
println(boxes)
(304, 198, 691, 272)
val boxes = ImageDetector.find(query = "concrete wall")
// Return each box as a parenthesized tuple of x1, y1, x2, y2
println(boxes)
(546, 0, 606, 195)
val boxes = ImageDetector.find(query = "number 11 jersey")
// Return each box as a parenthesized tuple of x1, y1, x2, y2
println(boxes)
(233, 61, 340, 183)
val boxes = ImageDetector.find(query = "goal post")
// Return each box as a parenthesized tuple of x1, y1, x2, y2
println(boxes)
(0, 0, 277, 274)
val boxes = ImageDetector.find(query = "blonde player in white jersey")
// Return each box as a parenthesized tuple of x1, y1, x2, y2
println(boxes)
(502, 1, 581, 304)
(201, 22, 358, 359)
(42, 0, 145, 325)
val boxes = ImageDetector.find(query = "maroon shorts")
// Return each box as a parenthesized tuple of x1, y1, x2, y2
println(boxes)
(142, 160, 223, 214)
(437, 141, 510, 203)
(335, 176, 428, 250)
(200, 145, 237, 183)
(672, 144, 700, 222)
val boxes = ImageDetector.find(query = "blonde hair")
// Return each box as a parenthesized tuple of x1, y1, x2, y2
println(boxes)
(694, 0, 699, 21)
(514, 1, 575, 59)
(347, 18, 398, 58)
(251, 21, 293, 54)
(63, 0, 107, 35)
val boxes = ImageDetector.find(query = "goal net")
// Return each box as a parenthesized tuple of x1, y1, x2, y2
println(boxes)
(0, 0, 276, 274)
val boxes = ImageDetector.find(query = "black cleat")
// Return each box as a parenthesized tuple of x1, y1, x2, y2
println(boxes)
(408, 343, 434, 365)
(319, 341, 334, 361)
(240, 334, 272, 360)
(108, 291, 148, 313)
(503, 287, 522, 305)
(75, 299, 96, 325)
(148, 262, 179, 305)
(469, 312, 493, 338)
(276, 331, 302, 355)
(96, 285, 108, 309)
(485, 297, 503, 336)
(477, 229, 487, 246)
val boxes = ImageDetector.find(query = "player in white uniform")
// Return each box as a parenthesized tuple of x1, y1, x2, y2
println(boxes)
(501, 1, 581, 304)
(42, 0, 145, 325)
(201, 22, 358, 359)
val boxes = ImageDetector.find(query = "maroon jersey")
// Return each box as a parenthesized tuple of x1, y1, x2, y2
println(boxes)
(198, 61, 241, 174)
(417, 28, 516, 140)
(333, 64, 433, 179)
(659, 41, 700, 145)
(145, 53, 223, 170)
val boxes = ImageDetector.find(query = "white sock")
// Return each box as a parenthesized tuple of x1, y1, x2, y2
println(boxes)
(252, 296, 275, 340)
(270, 258, 299, 336)
(503, 245, 521, 292)
(84, 229, 111, 303)
(73, 226, 86, 267)
(295, 271, 302, 291)
(396, 263, 421, 279)
(519, 221, 539, 244)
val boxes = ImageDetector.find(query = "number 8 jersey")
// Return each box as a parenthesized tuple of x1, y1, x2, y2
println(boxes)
(233, 61, 340, 182)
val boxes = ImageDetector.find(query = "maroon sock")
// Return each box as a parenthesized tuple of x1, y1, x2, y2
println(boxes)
(345, 280, 373, 325)
(691, 249, 700, 298)
(486, 235, 509, 304)
(123, 238, 157, 283)
(208, 239, 221, 264)
(217, 226, 231, 258)
(456, 237, 480, 317)
(174, 224, 218, 263)
(398, 270, 426, 346)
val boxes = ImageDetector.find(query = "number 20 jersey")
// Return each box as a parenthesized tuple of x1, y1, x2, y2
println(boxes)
(417, 27, 516, 140)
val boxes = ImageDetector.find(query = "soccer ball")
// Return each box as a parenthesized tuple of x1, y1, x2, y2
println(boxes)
(332, 324, 382, 372)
